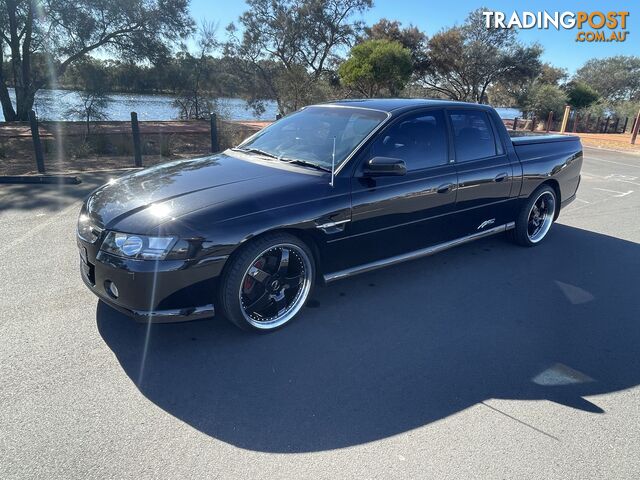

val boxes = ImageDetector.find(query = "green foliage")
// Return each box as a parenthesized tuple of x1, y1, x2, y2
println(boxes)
(523, 84, 568, 120)
(226, 0, 373, 115)
(339, 39, 412, 97)
(565, 81, 599, 110)
(494, 62, 567, 111)
(608, 101, 640, 120)
(363, 19, 428, 73)
(419, 9, 542, 103)
(574, 56, 640, 103)
(538, 64, 568, 86)
(0, 0, 193, 121)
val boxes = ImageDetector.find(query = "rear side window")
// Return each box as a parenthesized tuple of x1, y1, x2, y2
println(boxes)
(448, 110, 497, 162)
(370, 110, 448, 171)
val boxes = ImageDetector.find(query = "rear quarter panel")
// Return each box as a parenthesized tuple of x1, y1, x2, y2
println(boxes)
(512, 136, 583, 204)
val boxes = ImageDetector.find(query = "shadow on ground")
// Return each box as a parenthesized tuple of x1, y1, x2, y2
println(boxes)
(97, 225, 640, 452)
(0, 170, 125, 212)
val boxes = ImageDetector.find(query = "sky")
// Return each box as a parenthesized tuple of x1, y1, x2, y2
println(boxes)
(191, 0, 638, 74)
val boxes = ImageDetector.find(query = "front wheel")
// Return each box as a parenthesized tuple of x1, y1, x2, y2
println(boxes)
(511, 185, 557, 247)
(219, 233, 315, 332)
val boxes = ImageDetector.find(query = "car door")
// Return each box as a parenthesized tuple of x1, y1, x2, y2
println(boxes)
(330, 109, 459, 270)
(446, 108, 516, 236)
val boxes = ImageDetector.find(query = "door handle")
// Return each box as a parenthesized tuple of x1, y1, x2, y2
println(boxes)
(494, 172, 508, 182)
(436, 183, 454, 194)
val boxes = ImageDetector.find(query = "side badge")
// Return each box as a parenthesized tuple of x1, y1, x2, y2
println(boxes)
(477, 218, 496, 230)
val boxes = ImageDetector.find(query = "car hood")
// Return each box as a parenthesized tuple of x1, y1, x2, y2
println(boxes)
(84, 151, 317, 234)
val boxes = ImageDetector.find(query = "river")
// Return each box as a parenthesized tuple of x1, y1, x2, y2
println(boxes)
(0, 88, 521, 122)
(0, 89, 279, 122)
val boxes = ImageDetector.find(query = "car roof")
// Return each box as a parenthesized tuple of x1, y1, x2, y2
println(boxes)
(315, 98, 494, 115)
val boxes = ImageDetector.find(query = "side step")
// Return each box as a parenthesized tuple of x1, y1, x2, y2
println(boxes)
(323, 222, 515, 283)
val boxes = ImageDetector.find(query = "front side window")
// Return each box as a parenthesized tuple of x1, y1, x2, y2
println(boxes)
(238, 106, 387, 170)
(369, 110, 448, 171)
(448, 110, 497, 162)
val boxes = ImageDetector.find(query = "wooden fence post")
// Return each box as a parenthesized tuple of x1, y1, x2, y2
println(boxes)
(512, 117, 518, 130)
(560, 106, 571, 133)
(631, 109, 640, 145)
(210, 113, 219, 152)
(572, 113, 579, 133)
(28, 110, 46, 174)
(622, 117, 629, 133)
(546, 111, 554, 133)
(130, 112, 142, 167)
(612, 117, 620, 134)
(530, 116, 536, 131)
(603, 116, 610, 133)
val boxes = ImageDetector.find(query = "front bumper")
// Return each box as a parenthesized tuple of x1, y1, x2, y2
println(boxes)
(82, 271, 216, 322)
(79, 238, 227, 323)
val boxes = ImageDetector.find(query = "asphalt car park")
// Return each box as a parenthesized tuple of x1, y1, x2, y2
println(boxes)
(1, 146, 639, 479)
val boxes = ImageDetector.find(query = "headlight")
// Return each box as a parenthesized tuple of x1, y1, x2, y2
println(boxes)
(101, 232, 177, 260)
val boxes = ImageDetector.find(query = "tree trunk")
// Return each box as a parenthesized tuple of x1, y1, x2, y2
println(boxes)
(0, 42, 18, 121)
(0, 84, 17, 121)
(2, 0, 37, 121)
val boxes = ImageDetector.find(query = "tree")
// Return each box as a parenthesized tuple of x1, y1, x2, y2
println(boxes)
(363, 19, 427, 73)
(339, 39, 412, 97)
(565, 81, 599, 110)
(419, 9, 542, 103)
(538, 64, 567, 86)
(490, 62, 565, 110)
(64, 59, 111, 137)
(574, 56, 640, 103)
(523, 83, 567, 120)
(226, 0, 372, 115)
(0, 0, 193, 121)
(173, 22, 219, 120)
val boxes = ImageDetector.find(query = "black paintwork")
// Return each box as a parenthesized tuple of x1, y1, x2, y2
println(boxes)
(77, 99, 583, 320)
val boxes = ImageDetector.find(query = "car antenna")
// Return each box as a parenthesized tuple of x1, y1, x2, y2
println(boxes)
(330, 137, 336, 187)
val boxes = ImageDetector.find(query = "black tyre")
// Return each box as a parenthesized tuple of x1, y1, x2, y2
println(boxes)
(512, 185, 557, 247)
(219, 232, 315, 332)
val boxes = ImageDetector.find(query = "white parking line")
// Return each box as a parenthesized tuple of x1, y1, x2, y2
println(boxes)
(579, 171, 640, 187)
(587, 156, 640, 169)
(593, 188, 633, 197)
(605, 174, 638, 181)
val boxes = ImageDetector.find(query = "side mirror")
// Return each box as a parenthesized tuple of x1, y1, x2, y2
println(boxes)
(363, 157, 407, 177)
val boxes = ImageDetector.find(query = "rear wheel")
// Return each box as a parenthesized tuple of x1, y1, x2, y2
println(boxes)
(219, 233, 314, 332)
(512, 185, 557, 247)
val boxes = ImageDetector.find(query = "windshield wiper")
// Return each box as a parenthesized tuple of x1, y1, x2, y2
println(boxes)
(234, 147, 330, 172)
(279, 158, 331, 173)
(232, 147, 279, 159)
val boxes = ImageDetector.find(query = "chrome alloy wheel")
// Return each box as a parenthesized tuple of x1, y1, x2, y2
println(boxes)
(238, 243, 312, 330)
(527, 191, 556, 243)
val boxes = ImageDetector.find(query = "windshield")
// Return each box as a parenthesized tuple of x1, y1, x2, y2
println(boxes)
(237, 106, 388, 170)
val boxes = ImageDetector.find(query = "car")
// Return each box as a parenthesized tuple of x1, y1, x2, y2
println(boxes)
(77, 99, 583, 332)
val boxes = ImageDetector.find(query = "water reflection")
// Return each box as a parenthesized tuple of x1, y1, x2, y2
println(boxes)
(0, 89, 522, 122)
(0, 88, 278, 122)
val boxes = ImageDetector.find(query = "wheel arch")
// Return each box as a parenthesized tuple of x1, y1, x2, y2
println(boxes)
(539, 179, 561, 220)
(220, 227, 325, 284)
